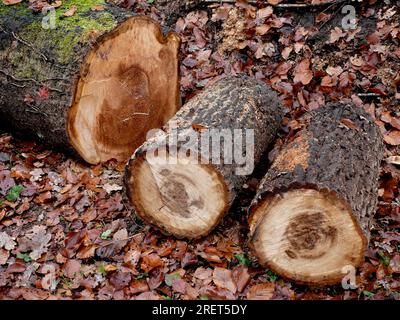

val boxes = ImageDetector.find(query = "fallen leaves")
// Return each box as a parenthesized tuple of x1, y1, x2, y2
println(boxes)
(0, 231, 16, 250)
(63, 259, 81, 278)
(37, 86, 49, 100)
(293, 59, 313, 85)
(213, 267, 237, 293)
(328, 27, 346, 44)
(247, 283, 275, 300)
(17, 226, 51, 261)
(384, 131, 400, 146)
(62, 5, 77, 17)
(0, 0, 399, 301)
(140, 253, 163, 273)
(2, 0, 22, 5)
(0, 248, 10, 265)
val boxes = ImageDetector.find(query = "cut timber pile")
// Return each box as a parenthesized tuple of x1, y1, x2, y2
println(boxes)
(0, 1, 180, 164)
(249, 102, 384, 285)
(125, 75, 284, 239)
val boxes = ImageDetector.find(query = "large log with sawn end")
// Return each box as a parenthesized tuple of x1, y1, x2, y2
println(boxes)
(249, 102, 384, 285)
(0, 1, 180, 164)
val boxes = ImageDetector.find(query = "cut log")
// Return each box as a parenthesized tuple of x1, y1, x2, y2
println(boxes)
(248, 102, 384, 285)
(0, 1, 180, 164)
(125, 75, 284, 238)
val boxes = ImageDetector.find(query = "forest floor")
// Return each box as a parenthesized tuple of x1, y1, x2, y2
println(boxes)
(0, 0, 399, 300)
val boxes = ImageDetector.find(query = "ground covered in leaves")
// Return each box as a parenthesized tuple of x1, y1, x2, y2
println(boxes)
(0, 0, 399, 300)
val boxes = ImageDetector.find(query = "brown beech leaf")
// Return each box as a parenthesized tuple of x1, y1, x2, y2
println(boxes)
(275, 61, 293, 75)
(3, 0, 22, 5)
(213, 267, 237, 293)
(76, 244, 97, 259)
(255, 24, 271, 36)
(384, 131, 400, 146)
(140, 253, 163, 273)
(172, 278, 187, 294)
(0, 248, 10, 265)
(232, 266, 250, 293)
(135, 291, 162, 300)
(293, 59, 313, 85)
(193, 267, 213, 280)
(257, 6, 273, 19)
(281, 46, 293, 60)
(385, 156, 400, 165)
(91, 5, 104, 11)
(247, 283, 276, 300)
(110, 272, 132, 290)
(63, 259, 81, 278)
(340, 118, 360, 131)
(63, 5, 77, 17)
(328, 27, 345, 44)
(130, 280, 149, 294)
(148, 267, 164, 290)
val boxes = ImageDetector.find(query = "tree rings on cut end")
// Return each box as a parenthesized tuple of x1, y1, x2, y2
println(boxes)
(249, 189, 366, 285)
(68, 16, 180, 164)
(126, 148, 229, 239)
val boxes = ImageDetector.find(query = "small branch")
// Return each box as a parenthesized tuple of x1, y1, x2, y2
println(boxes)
(0, 70, 63, 93)
(11, 31, 49, 62)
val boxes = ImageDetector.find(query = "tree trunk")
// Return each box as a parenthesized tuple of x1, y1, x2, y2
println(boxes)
(248, 102, 384, 285)
(125, 75, 284, 239)
(0, 1, 180, 164)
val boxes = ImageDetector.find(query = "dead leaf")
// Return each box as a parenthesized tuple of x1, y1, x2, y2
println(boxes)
(130, 280, 149, 294)
(257, 6, 273, 19)
(0, 231, 16, 250)
(384, 131, 400, 146)
(193, 267, 213, 280)
(103, 183, 123, 194)
(63, 259, 81, 278)
(0, 248, 10, 265)
(140, 253, 163, 273)
(213, 267, 237, 293)
(76, 244, 97, 259)
(350, 55, 364, 67)
(281, 46, 293, 60)
(2, 0, 22, 5)
(328, 27, 345, 44)
(385, 156, 400, 165)
(232, 266, 250, 293)
(63, 5, 77, 17)
(293, 59, 313, 85)
(110, 272, 132, 290)
(40, 264, 57, 291)
(17, 226, 51, 261)
(247, 283, 275, 300)
(91, 5, 104, 11)
(340, 118, 360, 131)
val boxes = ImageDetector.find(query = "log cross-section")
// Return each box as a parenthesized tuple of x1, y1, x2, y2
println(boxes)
(0, 1, 180, 164)
(248, 102, 384, 285)
(125, 75, 284, 239)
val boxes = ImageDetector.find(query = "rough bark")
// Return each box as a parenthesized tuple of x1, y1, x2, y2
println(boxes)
(248, 102, 384, 285)
(125, 75, 284, 239)
(0, 1, 180, 164)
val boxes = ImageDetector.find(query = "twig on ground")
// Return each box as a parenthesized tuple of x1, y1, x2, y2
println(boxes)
(202, 0, 347, 8)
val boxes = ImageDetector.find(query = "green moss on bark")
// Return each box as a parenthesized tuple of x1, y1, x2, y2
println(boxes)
(1, 0, 119, 65)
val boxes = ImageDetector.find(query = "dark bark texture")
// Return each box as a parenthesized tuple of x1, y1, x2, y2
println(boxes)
(249, 102, 384, 242)
(0, 1, 131, 152)
(125, 75, 284, 231)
